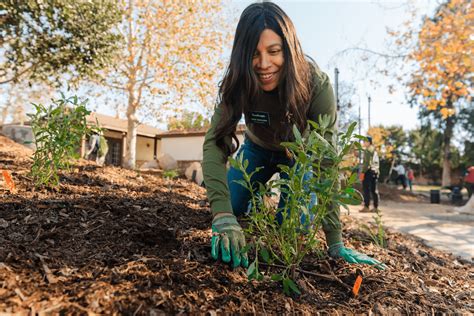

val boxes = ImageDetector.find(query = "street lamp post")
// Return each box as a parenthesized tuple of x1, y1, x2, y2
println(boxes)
(334, 68, 340, 112)
(358, 96, 361, 136)
(367, 95, 371, 129)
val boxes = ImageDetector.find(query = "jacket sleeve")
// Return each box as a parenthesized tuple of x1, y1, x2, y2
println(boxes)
(202, 103, 233, 216)
(307, 69, 342, 247)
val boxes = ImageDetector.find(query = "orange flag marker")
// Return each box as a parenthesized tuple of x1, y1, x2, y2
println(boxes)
(352, 275, 363, 296)
(2, 170, 17, 194)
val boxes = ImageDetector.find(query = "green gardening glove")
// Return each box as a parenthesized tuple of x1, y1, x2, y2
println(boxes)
(211, 213, 249, 268)
(328, 242, 387, 270)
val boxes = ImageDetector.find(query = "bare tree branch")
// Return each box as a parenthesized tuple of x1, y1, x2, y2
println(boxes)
(335, 47, 408, 59)
(0, 65, 36, 85)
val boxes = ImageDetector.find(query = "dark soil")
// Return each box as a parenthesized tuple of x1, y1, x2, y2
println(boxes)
(0, 135, 472, 314)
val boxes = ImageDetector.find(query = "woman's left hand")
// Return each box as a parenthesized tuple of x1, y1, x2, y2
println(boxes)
(328, 242, 387, 270)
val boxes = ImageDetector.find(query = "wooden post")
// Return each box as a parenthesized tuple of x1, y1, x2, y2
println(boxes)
(153, 136, 158, 160)
(122, 132, 127, 162)
(80, 136, 86, 158)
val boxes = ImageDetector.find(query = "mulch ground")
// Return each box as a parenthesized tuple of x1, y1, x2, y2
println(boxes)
(0, 134, 473, 314)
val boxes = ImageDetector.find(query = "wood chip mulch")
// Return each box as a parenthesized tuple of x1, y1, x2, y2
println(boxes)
(0, 135, 472, 314)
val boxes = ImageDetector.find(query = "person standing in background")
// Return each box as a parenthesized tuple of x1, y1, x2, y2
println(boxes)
(464, 166, 474, 198)
(394, 162, 407, 190)
(407, 167, 415, 192)
(360, 136, 380, 212)
(85, 131, 109, 166)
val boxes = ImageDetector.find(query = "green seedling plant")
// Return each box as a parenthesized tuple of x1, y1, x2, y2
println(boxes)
(230, 116, 363, 295)
(163, 169, 179, 191)
(361, 208, 387, 248)
(28, 94, 99, 188)
(163, 169, 179, 180)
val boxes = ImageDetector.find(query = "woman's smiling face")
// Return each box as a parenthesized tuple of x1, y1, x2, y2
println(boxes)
(252, 29, 284, 92)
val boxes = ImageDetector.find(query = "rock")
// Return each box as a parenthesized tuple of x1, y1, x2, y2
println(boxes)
(0, 219, 8, 228)
(156, 153, 177, 171)
(141, 160, 159, 169)
(185, 162, 203, 186)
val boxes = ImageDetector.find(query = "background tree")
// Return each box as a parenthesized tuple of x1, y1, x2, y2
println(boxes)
(408, 125, 443, 183)
(0, 81, 54, 124)
(406, 0, 473, 186)
(95, 0, 232, 169)
(408, 123, 461, 184)
(167, 111, 210, 131)
(367, 125, 410, 182)
(333, 0, 471, 186)
(0, 0, 122, 86)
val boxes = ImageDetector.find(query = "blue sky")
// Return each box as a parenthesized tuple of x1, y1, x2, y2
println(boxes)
(232, 0, 438, 132)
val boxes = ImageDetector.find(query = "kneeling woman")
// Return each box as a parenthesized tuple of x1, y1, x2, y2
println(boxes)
(203, 2, 385, 269)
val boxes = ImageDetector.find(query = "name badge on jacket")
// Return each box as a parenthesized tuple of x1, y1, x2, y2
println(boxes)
(249, 111, 270, 127)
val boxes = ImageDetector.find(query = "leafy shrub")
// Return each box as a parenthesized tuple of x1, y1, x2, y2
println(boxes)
(28, 94, 98, 187)
(230, 116, 363, 295)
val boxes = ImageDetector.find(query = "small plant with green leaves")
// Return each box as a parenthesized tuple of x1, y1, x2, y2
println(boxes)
(229, 116, 363, 295)
(163, 169, 180, 191)
(28, 94, 99, 188)
(163, 169, 179, 180)
(361, 209, 387, 248)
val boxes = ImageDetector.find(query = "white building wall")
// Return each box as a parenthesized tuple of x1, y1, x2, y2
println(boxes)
(161, 134, 245, 161)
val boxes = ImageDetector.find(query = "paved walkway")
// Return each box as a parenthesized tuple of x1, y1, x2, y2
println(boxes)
(347, 201, 474, 262)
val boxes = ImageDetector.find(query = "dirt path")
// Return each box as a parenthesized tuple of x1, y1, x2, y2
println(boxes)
(348, 201, 474, 262)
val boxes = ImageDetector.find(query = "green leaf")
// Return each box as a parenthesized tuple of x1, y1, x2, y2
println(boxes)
(348, 173, 357, 184)
(292, 125, 302, 143)
(283, 278, 301, 295)
(288, 278, 301, 295)
(345, 121, 357, 138)
(259, 247, 270, 263)
(247, 261, 256, 279)
(232, 179, 249, 189)
(307, 120, 319, 130)
(243, 158, 249, 170)
(282, 279, 290, 295)
(339, 196, 361, 205)
(319, 114, 332, 129)
(271, 274, 283, 281)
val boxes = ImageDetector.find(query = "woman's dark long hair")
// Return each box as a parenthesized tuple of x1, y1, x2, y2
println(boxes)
(214, 1, 314, 157)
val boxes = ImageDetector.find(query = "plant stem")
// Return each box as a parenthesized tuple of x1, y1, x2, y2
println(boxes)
(259, 262, 352, 291)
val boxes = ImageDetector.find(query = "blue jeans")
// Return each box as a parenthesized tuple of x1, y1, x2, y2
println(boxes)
(228, 138, 315, 225)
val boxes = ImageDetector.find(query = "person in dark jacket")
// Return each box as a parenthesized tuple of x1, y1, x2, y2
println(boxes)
(360, 136, 380, 212)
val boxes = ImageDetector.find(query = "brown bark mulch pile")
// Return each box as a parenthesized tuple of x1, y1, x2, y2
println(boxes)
(0, 135, 473, 314)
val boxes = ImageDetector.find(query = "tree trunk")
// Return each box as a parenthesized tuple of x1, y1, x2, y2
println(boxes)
(124, 89, 138, 169)
(441, 105, 454, 187)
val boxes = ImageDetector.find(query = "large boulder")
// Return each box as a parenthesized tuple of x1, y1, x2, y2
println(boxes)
(156, 153, 177, 171)
(185, 162, 204, 186)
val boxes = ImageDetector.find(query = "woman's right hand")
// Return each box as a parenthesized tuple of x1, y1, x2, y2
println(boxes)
(211, 213, 248, 268)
